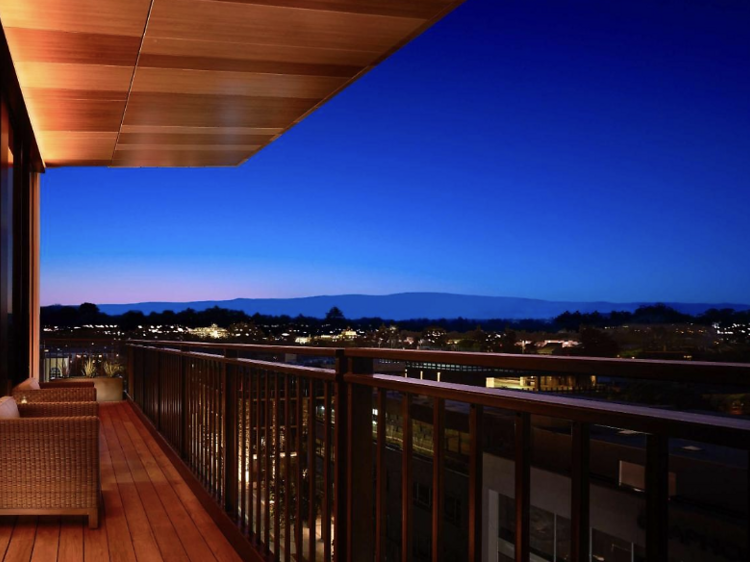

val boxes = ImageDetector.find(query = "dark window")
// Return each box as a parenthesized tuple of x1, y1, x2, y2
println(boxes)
(413, 481, 432, 509)
(445, 494, 461, 524)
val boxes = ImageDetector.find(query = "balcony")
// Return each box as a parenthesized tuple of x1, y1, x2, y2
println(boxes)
(0, 400, 242, 562)
(78, 340, 750, 562)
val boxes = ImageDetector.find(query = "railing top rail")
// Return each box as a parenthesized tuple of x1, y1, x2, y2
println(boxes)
(41, 337, 124, 343)
(127, 339, 338, 357)
(344, 347, 750, 385)
(347, 373, 750, 448)
(122, 339, 750, 385)
(128, 343, 337, 381)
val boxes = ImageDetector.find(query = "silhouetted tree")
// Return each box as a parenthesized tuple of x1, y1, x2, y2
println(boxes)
(577, 327, 619, 357)
(325, 307, 345, 321)
(78, 302, 101, 325)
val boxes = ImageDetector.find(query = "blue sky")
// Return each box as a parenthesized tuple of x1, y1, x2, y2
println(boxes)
(41, 0, 750, 306)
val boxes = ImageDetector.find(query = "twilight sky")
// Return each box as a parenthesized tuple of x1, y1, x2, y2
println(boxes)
(41, 0, 750, 307)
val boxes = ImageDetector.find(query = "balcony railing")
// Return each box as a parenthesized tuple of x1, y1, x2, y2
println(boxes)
(126, 340, 750, 562)
(40, 336, 125, 380)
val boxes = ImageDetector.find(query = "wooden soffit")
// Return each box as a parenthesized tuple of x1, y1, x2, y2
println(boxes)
(0, 0, 464, 168)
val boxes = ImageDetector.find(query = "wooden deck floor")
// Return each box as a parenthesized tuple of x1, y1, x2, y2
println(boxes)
(0, 402, 243, 562)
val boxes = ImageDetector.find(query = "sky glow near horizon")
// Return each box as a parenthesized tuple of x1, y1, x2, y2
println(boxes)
(41, 0, 750, 307)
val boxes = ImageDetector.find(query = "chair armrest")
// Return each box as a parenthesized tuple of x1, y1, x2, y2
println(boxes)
(41, 381, 96, 388)
(19, 401, 98, 418)
(0, 417, 100, 509)
(13, 387, 97, 403)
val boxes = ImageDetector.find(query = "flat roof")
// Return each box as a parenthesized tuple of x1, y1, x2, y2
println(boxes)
(0, 0, 464, 168)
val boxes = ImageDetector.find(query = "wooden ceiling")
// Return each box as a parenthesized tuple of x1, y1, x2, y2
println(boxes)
(0, 0, 464, 168)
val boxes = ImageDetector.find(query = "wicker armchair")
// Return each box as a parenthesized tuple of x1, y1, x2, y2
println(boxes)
(0, 401, 100, 528)
(12, 384, 97, 403)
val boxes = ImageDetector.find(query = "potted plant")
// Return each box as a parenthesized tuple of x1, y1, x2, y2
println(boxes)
(61, 353, 124, 402)
(93, 358, 125, 402)
(81, 356, 97, 378)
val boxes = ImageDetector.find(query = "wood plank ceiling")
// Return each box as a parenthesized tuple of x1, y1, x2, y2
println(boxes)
(0, 0, 464, 168)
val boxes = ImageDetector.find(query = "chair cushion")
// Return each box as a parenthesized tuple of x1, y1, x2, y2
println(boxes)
(15, 378, 41, 391)
(0, 396, 20, 419)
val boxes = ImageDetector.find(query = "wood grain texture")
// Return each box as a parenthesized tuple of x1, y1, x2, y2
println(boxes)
(118, 132, 275, 145)
(122, 92, 318, 129)
(0, 0, 152, 36)
(0, 402, 244, 562)
(132, 67, 348, 98)
(140, 36, 380, 68)
(3, 28, 141, 66)
(120, 125, 284, 135)
(2, 0, 464, 167)
(146, 0, 424, 51)
(200, 0, 454, 19)
(112, 149, 251, 167)
(39, 132, 118, 166)
(15, 62, 133, 93)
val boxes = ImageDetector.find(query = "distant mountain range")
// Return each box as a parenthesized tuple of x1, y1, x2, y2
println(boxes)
(94, 293, 750, 320)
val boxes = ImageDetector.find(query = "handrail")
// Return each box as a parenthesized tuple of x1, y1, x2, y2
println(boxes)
(127, 338, 339, 357)
(128, 343, 337, 381)
(125, 338, 750, 386)
(346, 373, 750, 448)
(125, 339, 750, 562)
(128, 341, 750, 445)
(345, 347, 750, 385)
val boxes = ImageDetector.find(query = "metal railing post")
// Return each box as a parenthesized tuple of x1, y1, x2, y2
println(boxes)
(646, 433, 669, 560)
(571, 421, 590, 562)
(333, 350, 349, 562)
(156, 349, 162, 430)
(223, 349, 239, 518)
(346, 354, 375, 562)
(180, 348, 189, 460)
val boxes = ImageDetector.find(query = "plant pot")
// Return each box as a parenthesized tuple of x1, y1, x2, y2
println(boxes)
(60, 376, 124, 402)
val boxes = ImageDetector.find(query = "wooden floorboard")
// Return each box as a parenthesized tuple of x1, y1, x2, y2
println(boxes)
(120, 406, 243, 562)
(57, 517, 83, 562)
(0, 402, 243, 562)
(30, 518, 59, 562)
(3, 517, 35, 562)
(116, 407, 219, 562)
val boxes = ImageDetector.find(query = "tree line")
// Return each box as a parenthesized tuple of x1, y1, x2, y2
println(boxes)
(41, 302, 749, 332)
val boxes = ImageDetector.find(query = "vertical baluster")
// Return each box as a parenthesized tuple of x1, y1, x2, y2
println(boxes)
(201, 359, 207, 486)
(203, 359, 208, 488)
(432, 398, 445, 562)
(296, 376, 304, 560)
(224, 352, 239, 520)
(571, 421, 590, 562)
(180, 352, 187, 460)
(219, 360, 224, 501)
(158, 350, 163, 430)
(285, 374, 292, 562)
(255, 368, 262, 542)
(323, 382, 331, 562)
(200, 359, 205, 485)
(209, 360, 214, 494)
(240, 367, 247, 534)
(468, 404, 483, 562)
(274, 372, 281, 560)
(265, 370, 272, 551)
(247, 367, 255, 540)
(646, 433, 669, 561)
(515, 412, 530, 562)
(216, 360, 221, 500)
(402, 393, 413, 562)
(376, 389, 386, 562)
(308, 378, 317, 562)
(207, 359, 212, 489)
(332, 351, 349, 562)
